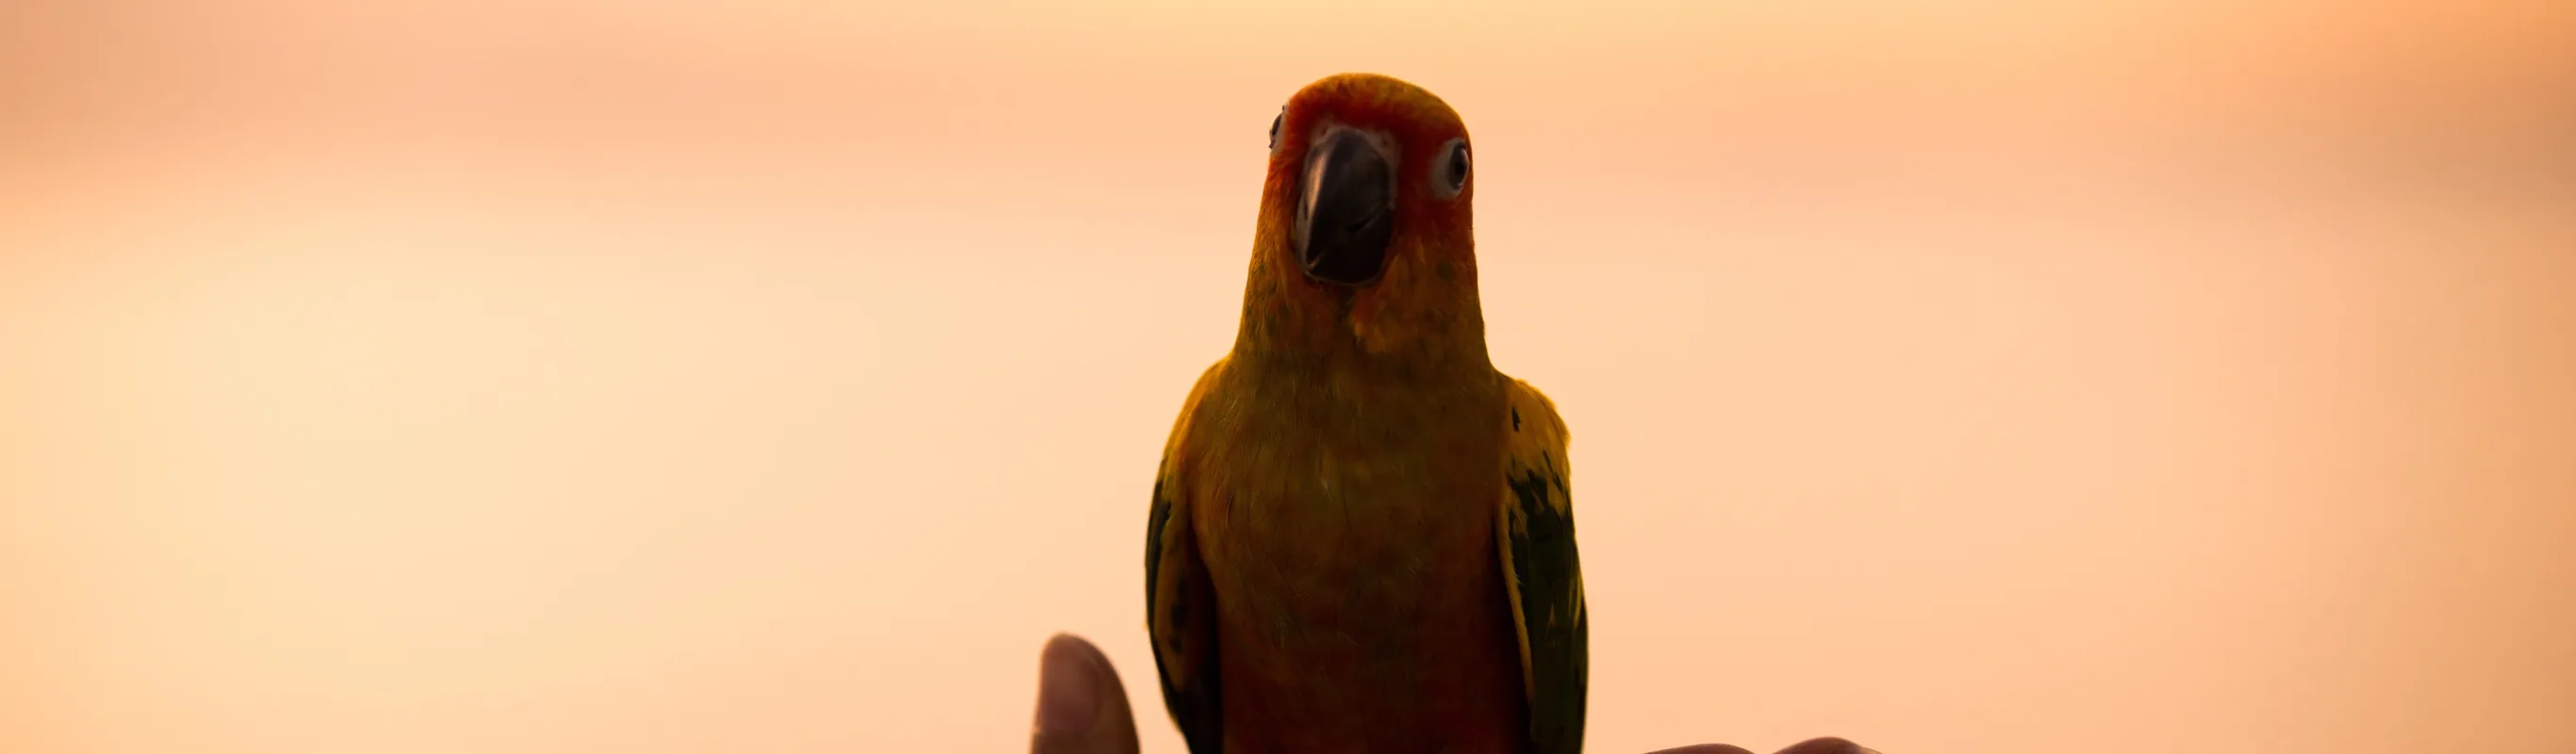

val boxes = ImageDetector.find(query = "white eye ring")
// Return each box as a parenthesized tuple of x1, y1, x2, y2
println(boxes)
(1431, 138, 1469, 199)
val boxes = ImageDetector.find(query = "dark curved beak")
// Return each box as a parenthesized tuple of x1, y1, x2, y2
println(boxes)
(1293, 128, 1395, 287)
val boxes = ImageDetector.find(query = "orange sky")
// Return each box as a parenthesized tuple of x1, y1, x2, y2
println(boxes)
(4, 2, 2573, 753)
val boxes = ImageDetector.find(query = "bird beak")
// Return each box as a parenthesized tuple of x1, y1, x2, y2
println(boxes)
(1293, 127, 1396, 287)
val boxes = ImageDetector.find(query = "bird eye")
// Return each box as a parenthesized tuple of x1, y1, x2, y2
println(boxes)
(1432, 138, 1470, 199)
(1268, 108, 1285, 152)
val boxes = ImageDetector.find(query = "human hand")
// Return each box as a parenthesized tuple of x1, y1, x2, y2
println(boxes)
(1026, 632, 1877, 754)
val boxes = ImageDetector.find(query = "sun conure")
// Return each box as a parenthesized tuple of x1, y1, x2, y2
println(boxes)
(1144, 72, 1588, 754)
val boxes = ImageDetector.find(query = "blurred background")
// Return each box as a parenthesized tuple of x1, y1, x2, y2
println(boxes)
(5, 1, 2574, 752)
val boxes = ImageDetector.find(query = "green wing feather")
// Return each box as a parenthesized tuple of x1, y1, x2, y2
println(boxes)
(1499, 376, 1588, 754)
(1147, 360, 1229, 754)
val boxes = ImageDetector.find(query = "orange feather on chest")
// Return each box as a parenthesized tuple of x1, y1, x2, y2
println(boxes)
(1181, 365, 1526, 753)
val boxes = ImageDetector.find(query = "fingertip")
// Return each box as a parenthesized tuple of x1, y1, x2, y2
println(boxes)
(1775, 737, 1875, 754)
(1034, 633, 1100, 736)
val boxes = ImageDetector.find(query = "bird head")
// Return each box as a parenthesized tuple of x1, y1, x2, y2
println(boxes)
(1235, 73, 1486, 369)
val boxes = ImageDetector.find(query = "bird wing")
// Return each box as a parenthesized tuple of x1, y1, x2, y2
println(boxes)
(1496, 375, 1589, 754)
(1146, 358, 1230, 754)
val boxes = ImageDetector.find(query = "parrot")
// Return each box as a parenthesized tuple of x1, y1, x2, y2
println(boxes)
(1144, 73, 1588, 754)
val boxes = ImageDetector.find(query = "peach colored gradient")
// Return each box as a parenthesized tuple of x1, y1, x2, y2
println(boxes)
(4, 1, 2574, 752)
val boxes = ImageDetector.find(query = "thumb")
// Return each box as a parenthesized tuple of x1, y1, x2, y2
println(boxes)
(1030, 633, 1142, 754)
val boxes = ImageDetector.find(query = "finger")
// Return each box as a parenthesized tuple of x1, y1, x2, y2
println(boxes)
(1643, 746, 1758, 754)
(1030, 632, 1142, 754)
(1774, 737, 1877, 754)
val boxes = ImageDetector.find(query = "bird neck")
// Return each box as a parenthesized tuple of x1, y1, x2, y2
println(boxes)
(1230, 284, 1491, 389)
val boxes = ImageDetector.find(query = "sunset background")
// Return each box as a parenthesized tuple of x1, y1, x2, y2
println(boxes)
(5, 1, 2574, 752)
